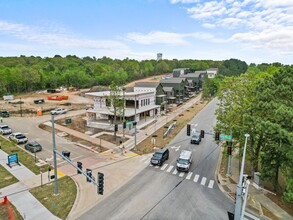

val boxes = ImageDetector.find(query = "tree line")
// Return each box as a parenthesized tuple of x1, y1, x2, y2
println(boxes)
(0, 55, 247, 96)
(214, 64, 293, 203)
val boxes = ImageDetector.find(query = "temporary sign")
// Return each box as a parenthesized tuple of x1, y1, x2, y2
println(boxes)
(7, 153, 20, 168)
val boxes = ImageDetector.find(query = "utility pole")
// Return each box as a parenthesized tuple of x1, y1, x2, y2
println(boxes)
(134, 94, 137, 149)
(234, 133, 250, 220)
(51, 114, 59, 195)
(122, 87, 126, 142)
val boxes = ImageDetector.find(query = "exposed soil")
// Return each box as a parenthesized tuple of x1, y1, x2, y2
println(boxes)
(261, 205, 279, 220)
(97, 134, 129, 146)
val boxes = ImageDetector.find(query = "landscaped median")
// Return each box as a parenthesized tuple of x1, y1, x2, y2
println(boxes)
(0, 165, 18, 189)
(134, 100, 207, 154)
(30, 176, 76, 220)
(0, 136, 50, 174)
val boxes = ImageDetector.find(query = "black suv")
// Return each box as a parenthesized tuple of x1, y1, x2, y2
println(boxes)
(150, 148, 169, 166)
(0, 111, 10, 117)
(191, 133, 201, 144)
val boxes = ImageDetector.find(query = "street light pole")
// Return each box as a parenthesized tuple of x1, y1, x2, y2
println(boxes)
(134, 94, 137, 149)
(122, 87, 126, 142)
(51, 114, 59, 195)
(234, 133, 250, 220)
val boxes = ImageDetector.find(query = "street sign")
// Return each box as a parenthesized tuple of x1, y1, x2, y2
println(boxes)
(220, 134, 232, 140)
(126, 121, 133, 125)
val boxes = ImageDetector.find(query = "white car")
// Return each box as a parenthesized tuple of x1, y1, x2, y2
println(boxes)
(51, 108, 68, 115)
(0, 125, 12, 135)
(9, 132, 28, 144)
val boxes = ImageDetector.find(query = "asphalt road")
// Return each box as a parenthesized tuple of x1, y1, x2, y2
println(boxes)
(1, 110, 96, 165)
(79, 99, 234, 220)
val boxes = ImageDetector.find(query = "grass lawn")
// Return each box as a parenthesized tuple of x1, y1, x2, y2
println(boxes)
(0, 165, 18, 189)
(0, 136, 50, 174)
(0, 201, 24, 220)
(135, 100, 207, 154)
(30, 176, 76, 220)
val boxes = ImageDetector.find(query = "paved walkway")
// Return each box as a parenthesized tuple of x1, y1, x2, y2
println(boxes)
(217, 148, 293, 220)
(0, 149, 60, 220)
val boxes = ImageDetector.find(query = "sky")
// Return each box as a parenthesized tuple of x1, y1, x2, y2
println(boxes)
(0, 0, 292, 64)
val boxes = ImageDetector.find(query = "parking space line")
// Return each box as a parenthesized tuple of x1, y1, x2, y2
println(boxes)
(166, 165, 174, 173)
(193, 174, 199, 182)
(201, 177, 207, 186)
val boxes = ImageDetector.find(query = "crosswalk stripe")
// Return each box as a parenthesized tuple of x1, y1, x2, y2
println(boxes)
(161, 164, 168, 171)
(193, 174, 199, 182)
(179, 172, 184, 177)
(166, 165, 174, 173)
(201, 177, 207, 185)
(208, 180, 214, 188)
(244, 212, 260, 220)
(149, 164, 153, 167)
(172, 169, 178, 175)
(186, 172, 193, 180)
(155, 166, 159, 169)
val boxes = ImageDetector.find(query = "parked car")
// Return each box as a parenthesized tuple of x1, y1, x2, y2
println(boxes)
(9, 132, 28, 144)
(24, 141, 42, 153)
(0, 110, 10, 118)
(34, 98, 45, 104)
(190, 133, 201, 144)
(150, 148, 169, 166)
(0, 125, 12, 135)
(51, 108, 68, 115)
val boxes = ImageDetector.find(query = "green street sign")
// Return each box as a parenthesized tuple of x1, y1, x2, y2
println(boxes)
(126, 121, 133, 125)
(220, 134, 232, 140)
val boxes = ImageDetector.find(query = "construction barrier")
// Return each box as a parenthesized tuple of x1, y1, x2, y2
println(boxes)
(0, 196, 16, 220)
(47, 95, 69, 101)
(37, 109, 42, 116)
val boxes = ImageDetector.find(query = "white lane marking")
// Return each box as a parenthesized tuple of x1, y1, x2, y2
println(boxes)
(179, 172, 185, 177)
(193, 174, 199, 182)
(171, 145, 181, 151)
(201, 177, 207, 186)
(172, 169, 178, 175)
(161, 164, 168, 171)
(244, 212, 260, 220)
(186, 172, 193, 180)
(155, 166, 159, 169)
(149, 164, 153, 167)
(208, 180, 215, 189)
(166, 165, 174, 173)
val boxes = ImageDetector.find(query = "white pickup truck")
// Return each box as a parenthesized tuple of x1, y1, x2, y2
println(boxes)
(51, 108, 68, 115)
(0, 125, 12, 135)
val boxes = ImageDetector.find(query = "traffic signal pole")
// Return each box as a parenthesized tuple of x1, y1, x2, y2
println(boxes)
(51, 114, 59, 195)
(234, 134, 250, 220)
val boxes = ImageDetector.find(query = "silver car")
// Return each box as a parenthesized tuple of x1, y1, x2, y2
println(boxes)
(9, 132, 28, 144)
(0, 125, 12, 135)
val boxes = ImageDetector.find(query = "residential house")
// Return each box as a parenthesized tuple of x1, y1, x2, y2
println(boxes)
(207, 68, 219, 78)
(172, 68, 190, 77)
(162, 87, 176, 104)
(85, 91, 160, 128)
(160, 78, 189, 104)
(134, 82, 167, 112)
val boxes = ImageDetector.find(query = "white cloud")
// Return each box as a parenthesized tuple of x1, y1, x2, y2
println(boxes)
(0, 20, 127, 50)
(173, 0, 293, 55)
(125, 31, 188, 45)
(170, 0, 199, 4)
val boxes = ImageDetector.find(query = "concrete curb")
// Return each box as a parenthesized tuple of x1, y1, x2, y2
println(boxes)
(66, 177, 81, 220)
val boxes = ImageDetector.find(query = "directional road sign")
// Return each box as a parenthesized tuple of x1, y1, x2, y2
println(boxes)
(220, 134, 232, 140)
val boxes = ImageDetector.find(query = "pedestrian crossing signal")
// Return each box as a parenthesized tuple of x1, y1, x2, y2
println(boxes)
(227, 146, 232, 155)
(200, 130, 205, 138)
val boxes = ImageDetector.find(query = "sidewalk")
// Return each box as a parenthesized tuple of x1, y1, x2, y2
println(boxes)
(0, 149, 60, 220)
(217, 148, 293, 220)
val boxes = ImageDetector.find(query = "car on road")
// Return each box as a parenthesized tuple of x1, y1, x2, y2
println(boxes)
(0, 110, 10, 117)
(190, 133, 201, 144)
(34, 98, 45, 104)
(177, 150, 192, 172)
(0, 125, 12, 135)
(24, 141, 42, 153)
(9, 132, 28, 144)
(150, 148, 169, 166)
(51, 108, 67, 115)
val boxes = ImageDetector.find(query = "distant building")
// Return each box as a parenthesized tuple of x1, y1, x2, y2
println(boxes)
(207, 68, 219, 78)
(157, 53, 162, 61)
(172, 68, 190, 77)
(160, 78, 189, 104)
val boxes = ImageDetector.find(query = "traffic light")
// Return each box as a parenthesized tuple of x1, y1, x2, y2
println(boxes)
(98, 172, 104, 195)
(62, 151, 71, 160)
(114, 124, 118, 132)
(227, 146, 232, 155)
(187, 124, 191, 136)
(123, 122, 126, 129)
(215, 132, 220, 141)
(77, 161, 82, 174)
(133, 121, 137, 126)
(200, 130, 205, 138)
(86, 168, 92, 182)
